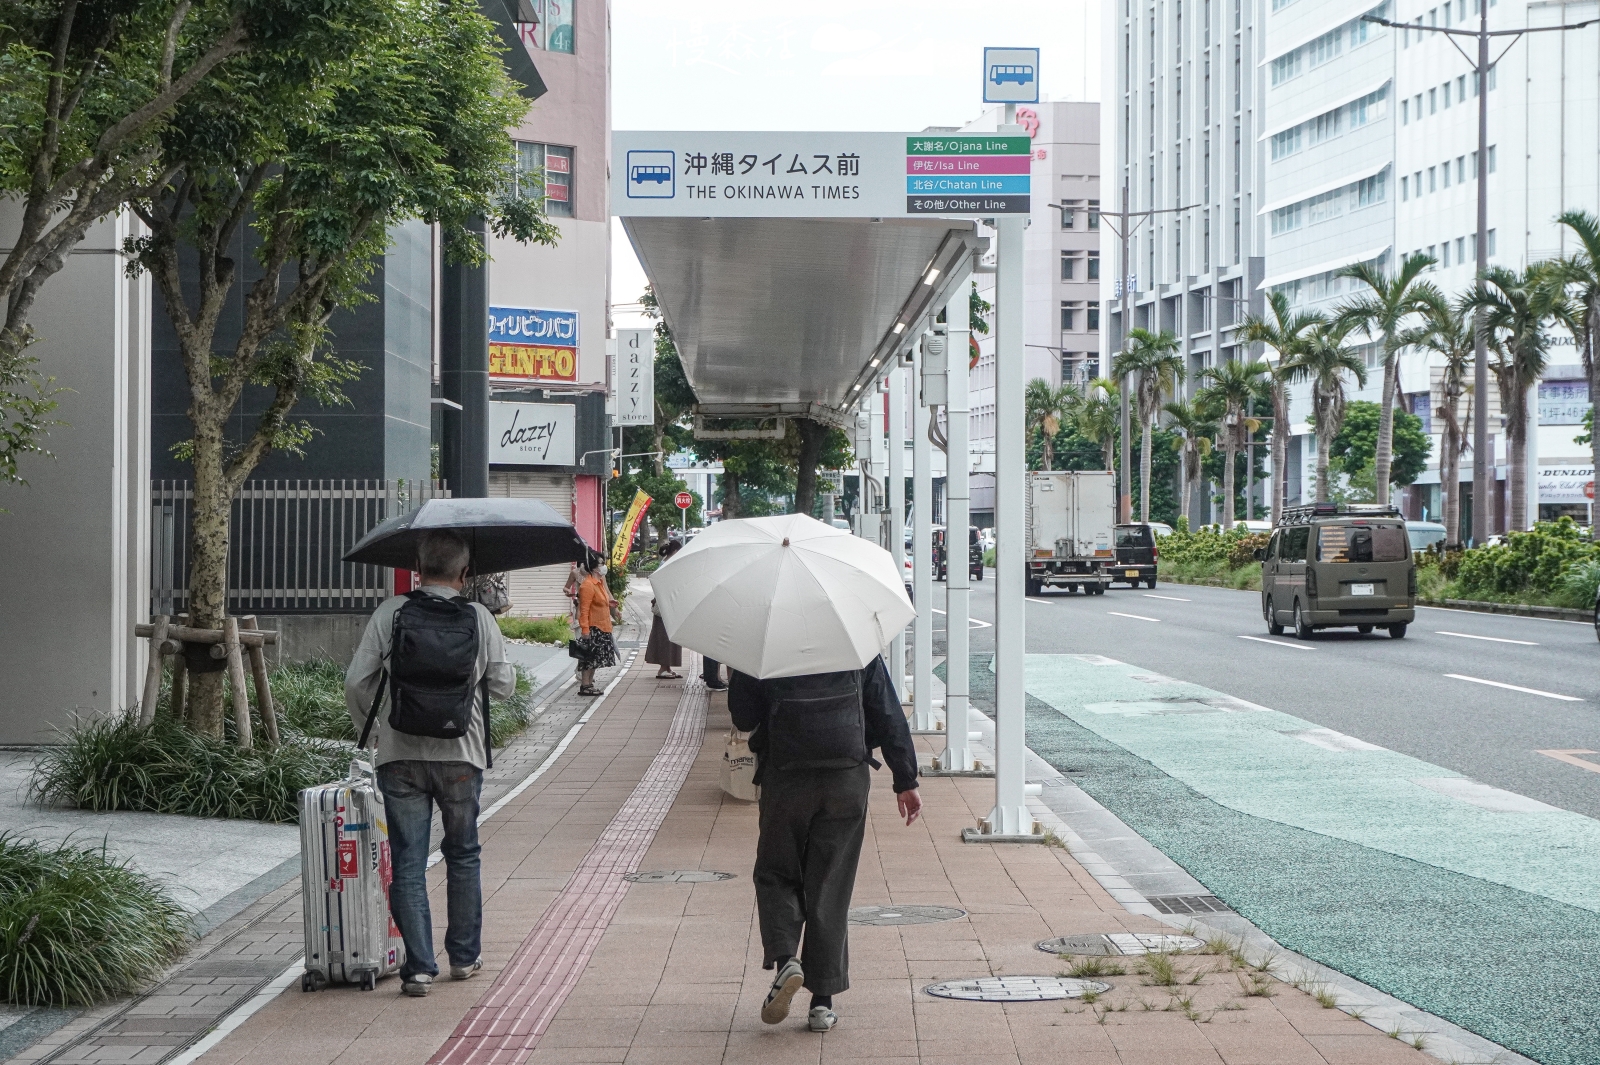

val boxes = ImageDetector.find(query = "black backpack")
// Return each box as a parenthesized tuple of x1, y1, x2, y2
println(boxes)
(762, 670, 868, 773)
(359, 592, 492, 763)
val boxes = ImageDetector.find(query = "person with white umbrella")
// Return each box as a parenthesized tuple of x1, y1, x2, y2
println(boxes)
(652, 515, 922, 1033)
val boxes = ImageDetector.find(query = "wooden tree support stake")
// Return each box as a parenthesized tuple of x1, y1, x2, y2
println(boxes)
(240, 616, 279, 747)
(139, 615, 171, 726)
(223, 617, 253, 750)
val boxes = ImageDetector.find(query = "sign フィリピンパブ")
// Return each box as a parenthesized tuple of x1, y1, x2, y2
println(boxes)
(489, 401, 576, 466)
(489, 306, 579, 382)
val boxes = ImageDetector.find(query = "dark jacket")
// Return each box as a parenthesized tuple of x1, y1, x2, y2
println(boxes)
(728, 656, 919, 793)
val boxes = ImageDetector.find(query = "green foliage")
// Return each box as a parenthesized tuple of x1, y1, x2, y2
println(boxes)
(0, 834, 191, 1007)
(1330, 401, 1431, 488)
(1575, 406, 1593, 447)
(30, 714, 349, 823)
(608, 468, 701, 539)
(498, 615, 572, 645)
(1129, 427, 1182, 526)
(31, 658, 535, 822)
(1453, 518, 1600, 602)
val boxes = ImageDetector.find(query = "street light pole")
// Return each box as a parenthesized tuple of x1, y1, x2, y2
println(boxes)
(1363, 8, 1596, 540)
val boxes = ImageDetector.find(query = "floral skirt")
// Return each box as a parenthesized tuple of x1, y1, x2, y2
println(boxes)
(577, 629, 617, 671)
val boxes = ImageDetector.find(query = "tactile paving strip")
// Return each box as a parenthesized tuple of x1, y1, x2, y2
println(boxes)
(429, 675, 708, 1065)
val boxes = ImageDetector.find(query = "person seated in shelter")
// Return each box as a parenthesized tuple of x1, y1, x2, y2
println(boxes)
(728, 655, 921, 1033)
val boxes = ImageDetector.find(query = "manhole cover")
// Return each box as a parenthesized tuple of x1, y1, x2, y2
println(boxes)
(623, 870, 735, 883)
(1147, 894, 1231, 916)
(1038, 933, 1203, 956)
(849, 904, 967, 926)
(924, 976, 1111, 1002)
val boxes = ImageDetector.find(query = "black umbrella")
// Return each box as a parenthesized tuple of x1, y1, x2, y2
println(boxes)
(343, 497, 591, 573)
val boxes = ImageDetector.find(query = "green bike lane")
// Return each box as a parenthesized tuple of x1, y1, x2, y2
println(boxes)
(960, 650, 1600, 1065)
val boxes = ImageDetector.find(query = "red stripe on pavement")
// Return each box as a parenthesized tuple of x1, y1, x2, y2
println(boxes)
(428, 674, 708, 1065)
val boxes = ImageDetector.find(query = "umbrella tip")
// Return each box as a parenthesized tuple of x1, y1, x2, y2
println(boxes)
(782, 537, 790, 546)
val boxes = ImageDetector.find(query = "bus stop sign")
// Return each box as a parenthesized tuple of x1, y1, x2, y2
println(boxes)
(983, 47, 1040, 104)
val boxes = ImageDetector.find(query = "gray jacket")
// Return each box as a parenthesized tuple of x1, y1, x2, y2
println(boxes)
(344, 586, 517, 769)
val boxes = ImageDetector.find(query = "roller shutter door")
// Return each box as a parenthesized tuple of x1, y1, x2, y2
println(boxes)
(489, 470, 574, 618)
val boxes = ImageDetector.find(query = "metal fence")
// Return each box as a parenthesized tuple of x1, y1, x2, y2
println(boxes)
(151, 479, 450, 615)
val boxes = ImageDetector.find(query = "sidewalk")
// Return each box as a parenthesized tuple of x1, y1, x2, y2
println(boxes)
(97, 647, 1429, 1065)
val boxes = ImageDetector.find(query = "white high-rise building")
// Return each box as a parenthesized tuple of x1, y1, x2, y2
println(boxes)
(1104, 0, 1268, 524)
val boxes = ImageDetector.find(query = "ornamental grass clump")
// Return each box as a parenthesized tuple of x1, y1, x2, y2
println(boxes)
(0, 835, 191, 1006)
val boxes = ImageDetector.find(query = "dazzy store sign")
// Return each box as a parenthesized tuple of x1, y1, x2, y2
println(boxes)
(613, 131, 1030, 218)
(490, 401, 575, 466)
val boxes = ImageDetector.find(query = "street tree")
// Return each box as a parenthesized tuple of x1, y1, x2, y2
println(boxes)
(1329, 401, 1432, 502)
(127, 0, 557, 737)
(1552, 210, 1600, 510)
(1023, 377, 1079, 471)
(1112, 328, 1184, 522)
(1332, 252, 1438, 506)
(1289, 322, 1367, 502)
(1403, 290, 1475, 544)
(1196, 358, 1268, 527)
(0, 0, 374, 486)
(1162, 397, 1214, 530)
(1073, 377, 1120, 475)
(1464, 264, 1567, 531)
(1236, 290, 1321, 524)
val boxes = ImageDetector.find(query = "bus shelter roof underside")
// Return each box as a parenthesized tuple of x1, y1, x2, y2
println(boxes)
(620, 216, 977, 428)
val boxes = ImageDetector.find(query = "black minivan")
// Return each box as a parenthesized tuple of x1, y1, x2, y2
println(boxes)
(1112, 523, 1158, 589)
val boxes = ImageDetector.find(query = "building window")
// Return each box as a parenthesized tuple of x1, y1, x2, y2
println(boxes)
(1061, 253, 1075, 280)
(1428, 166, 1437, 192)
(514, 141, 574, 217)
(1442, 81, 1452, 109)
(1456, 156, 1465, 183)
(1271, 201, 1304, 235)
(1087, 200, 1100, 229)
(1441, 160, 1451, 188)
(516, 0, 574, 54)
(1456, 237, 1466, 263)
(1060, 201, 1076, 229)
(1442, 241, 1451, 267)
(1087, 256, 1100, 281)
(1087, 302, 1101, 331)
(1402, 99, 1410, 124)
(1488, 228, 1496, 256)
(1402, 175, 1409, 201)
(1457, 75, 1467, 102)
(1488, 145, 1497, 172)
(1060, 303, 1076, 331)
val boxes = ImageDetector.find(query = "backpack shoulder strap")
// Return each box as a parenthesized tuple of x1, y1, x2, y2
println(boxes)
(357, 667, 387, 751)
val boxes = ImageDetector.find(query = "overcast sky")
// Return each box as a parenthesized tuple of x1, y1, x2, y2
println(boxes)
(607, 0, 1102, 328)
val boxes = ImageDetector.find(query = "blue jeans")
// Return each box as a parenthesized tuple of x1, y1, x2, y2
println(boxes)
(378, 760, 483, 979)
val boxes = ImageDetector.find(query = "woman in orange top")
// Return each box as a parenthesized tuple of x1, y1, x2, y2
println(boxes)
(576, 558, 619, 695)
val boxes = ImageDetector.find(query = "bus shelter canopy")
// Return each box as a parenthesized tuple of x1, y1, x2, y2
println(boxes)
(620, 216, 977, 427)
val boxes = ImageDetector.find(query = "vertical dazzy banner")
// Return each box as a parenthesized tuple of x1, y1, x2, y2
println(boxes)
(615, 328, 654, 426)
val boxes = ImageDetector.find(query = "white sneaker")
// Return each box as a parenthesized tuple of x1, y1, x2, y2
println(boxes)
(450, 958, 482, 981)
(808, 1006, 838, 1032)
(401, 973, 433, 997)
(760, 959, 805, 1024)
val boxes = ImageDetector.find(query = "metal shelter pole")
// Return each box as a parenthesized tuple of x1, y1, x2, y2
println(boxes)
(912, 336, 935, 731)
(941, 271, 974, 773)
(1117, 184, 1133, 523)
(1471, 8, 1491, 542)
(888, 363, 907, 699)
(987, 108, 1032, 837)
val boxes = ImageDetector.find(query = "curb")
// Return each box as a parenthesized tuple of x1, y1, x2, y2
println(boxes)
(1420, 597, 1591, 622)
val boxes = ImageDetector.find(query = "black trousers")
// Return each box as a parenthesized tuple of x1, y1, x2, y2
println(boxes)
(702, 656, 724, 687)
(753, 763, 871, 997)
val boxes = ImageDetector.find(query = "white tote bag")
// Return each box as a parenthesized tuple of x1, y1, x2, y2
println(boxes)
(719, 730, 760, 802)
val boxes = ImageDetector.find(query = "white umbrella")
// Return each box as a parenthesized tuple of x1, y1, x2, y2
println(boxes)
(651, 514, 914, 680)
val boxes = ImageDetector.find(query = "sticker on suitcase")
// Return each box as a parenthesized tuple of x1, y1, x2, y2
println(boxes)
(337, 838, 359, 878)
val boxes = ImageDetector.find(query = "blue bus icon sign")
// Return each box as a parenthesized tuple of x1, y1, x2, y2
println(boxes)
(983, 47, 1041, 104)
(626, 150, 675, 198)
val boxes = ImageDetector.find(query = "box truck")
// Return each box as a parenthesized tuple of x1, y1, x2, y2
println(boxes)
(1025, 471, 1116, 595)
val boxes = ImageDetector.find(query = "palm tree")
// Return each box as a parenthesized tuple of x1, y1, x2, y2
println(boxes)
(1112, 329, 1185, 522)
(1553, 210, 1600, 504)
(1074, 377, 1120, 474)
(1288, 322, 1368, 502)
(1464, 264, 1568, 530)
(1196, 358, 1269, 527)
(1401, 290, 1475, 544)
(1024, 377, 1080, 471)
(1332, 252, 1438, 506)
(1163, 398, 1215, 529)
(1236, 291, 1321, 524)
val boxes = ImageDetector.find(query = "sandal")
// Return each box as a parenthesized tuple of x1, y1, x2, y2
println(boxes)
(655, 671, 682, 680)
(578, 686, 602, 696)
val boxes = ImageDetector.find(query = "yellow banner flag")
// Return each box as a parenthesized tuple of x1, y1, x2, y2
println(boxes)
(611, 489, 652, 569)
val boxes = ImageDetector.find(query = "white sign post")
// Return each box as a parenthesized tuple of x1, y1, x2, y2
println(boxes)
(615, 327, 654, 427)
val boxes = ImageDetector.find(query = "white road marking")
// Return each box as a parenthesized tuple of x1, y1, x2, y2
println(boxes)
(1027, 597, 1056, 604)
(930, 609, 992, 628)
(1435, 630, 1538, 646)
(1444, 674, 1582, 701)
(1410, 777, 1560, 813)
(1283, 728, 1386, 752)
(1107, 611, 1160, 622)
(1143, 594, 1191, 602)
(1537, 749, 1600, 774)
(1417, 604, 1589, 626)
(1237, 635, 1314, 651)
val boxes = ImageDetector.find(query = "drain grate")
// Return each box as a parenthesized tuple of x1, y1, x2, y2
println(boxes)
(924, 976, 1111, 1002)
(1038, 932, 1203, 956)
(849, 904, 967, 926)
(623, 870, 734, 884)
(1146, 894, 1232, 916)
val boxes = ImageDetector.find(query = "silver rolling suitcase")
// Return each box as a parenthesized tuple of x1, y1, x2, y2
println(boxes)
(299, 758, 406, 991)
